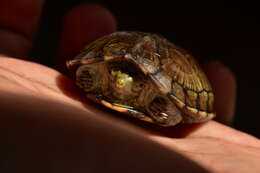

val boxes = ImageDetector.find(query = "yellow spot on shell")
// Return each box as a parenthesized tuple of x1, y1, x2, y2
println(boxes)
(104, 56, 117, 61)
(198, 91, 208, 111)
(208, 92, 214, 112)
(197, 111, 207, 118)
(186, 90, 198, 107)
(186, 106, 198, 115)
(170, 95, 185, 108)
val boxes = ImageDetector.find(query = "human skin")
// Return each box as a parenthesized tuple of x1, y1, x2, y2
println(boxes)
(1, 1, 260, 172)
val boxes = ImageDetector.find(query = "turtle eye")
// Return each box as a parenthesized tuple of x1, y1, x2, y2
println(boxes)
(132, 81, 146, 92)
(138, 83, 145, 88)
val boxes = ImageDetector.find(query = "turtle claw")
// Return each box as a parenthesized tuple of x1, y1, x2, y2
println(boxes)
(146, 96, 183, 126)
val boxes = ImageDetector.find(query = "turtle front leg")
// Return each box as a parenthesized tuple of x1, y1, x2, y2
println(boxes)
(146, 96, 183, 126)
(99, 99, 154, 123)
(76, 63, 107, 92)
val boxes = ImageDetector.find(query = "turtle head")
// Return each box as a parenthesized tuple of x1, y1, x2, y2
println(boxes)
(106, 60, 148, 102)
(111, 70, 133, 89)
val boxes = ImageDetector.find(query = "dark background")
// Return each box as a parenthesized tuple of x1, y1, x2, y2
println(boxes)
(31, 0, 260, 138)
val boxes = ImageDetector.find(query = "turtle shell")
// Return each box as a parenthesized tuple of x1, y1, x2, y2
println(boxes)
(67, 31, 215, 126)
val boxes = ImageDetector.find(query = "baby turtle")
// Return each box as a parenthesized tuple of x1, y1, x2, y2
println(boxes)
(67, 31, 215, 126)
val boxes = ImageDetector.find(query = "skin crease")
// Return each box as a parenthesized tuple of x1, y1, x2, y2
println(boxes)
(0, 1, 260, 173)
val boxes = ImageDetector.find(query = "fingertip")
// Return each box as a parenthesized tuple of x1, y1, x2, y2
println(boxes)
(205, 61, 236, 83)
(0, 0, 44, 58)
(56, 3, 117, 71)
(65, 3, 117, 40)
(204, 61, 237, 125)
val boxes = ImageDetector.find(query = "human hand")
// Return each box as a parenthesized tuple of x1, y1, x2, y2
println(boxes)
(1, 1, 260, 173)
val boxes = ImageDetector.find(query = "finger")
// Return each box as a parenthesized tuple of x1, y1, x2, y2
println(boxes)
(204, 61, 236, 125)
(56, 4, 117, 72)
(0, 0, 44, 58)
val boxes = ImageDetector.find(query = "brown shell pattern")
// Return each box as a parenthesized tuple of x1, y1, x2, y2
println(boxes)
(71, 32, 215, 123)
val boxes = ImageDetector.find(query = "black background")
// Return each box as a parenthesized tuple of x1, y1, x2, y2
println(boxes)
(31, 0, 260, 138)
